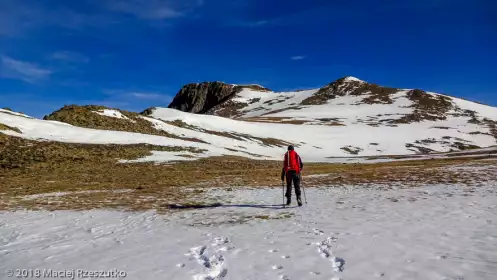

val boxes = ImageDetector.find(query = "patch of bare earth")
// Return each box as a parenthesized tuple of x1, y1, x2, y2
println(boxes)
(260, 106, 303, 116)
(484, 118, 497, 142)
(43, 105, 206, 143)
(405, 137, 481, 154)
(341, 145, 363, 155)
(0, 123, 22, 133)
(392, 90, 454, 124)
(0, 108, 32, 118)
(300, 77, 398, 105)
(240, 116, 310, 125)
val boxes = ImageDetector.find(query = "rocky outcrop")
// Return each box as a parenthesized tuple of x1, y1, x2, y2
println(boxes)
(168, 82, 236, 114)
(167, 82, 270, 115)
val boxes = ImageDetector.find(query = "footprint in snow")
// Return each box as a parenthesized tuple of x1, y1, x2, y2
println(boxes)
(313, 229, 324, 235)
(316, 237, 345, 273)
(186, 236, 231, 280)
(212, 237, 229, 246)
(0, 230, 21, 246)
(268, 249, 278, 253)
(272, 265, 283, 270)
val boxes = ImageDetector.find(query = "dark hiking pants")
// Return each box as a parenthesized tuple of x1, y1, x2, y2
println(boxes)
(285, 170, 301, 200)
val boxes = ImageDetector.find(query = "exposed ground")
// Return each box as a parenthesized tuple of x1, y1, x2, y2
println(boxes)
(43, 105, 206, 143)
(1, 134, 496, 212)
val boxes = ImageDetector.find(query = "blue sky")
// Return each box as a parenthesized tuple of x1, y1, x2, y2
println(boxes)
(0, 0, 496, 117)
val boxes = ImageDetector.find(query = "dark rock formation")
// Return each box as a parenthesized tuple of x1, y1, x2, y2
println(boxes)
(167, 82, 270, 115)
(168, 82, 236, 114)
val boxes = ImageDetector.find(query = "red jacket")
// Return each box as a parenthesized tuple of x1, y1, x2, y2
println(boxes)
(283, 150, 303, 173)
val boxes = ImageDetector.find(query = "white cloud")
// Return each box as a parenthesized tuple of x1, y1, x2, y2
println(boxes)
(290, 56, 306, 61)
(51, 51, 89, 63)
(0, 56, 52, 83)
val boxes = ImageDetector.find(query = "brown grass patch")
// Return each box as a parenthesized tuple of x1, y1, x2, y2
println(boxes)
(405, 143, 435, 154)
(207, 100, 249, 118)
(44, 105, 206, 143)
(241, 117, 309, 125)
(0, 135, 206, 169)
(260, 106, 303, 116)
(300, 77, 398, 105)
(1, 135, 495, 212)
(392, 90, 454, 124)
(0, 123, 22, 133)
(0, 110, 31, 118)
(484, 118, 497, 141)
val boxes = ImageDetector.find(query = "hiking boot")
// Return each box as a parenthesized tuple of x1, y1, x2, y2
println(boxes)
(286, 197, 291, 206)
(297, 197, 303, 207)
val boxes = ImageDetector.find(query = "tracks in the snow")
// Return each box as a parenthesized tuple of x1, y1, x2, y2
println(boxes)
(181, 226, 347, 280)
(185, 236, 231, 280)
(316, 236, 345, 273)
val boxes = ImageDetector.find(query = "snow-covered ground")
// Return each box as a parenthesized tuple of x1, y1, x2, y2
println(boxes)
(93, 109, 132, 121)
(2, 181, 496, 280)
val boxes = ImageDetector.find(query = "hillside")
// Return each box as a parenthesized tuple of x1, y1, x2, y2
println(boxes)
(1, 77, 497, 163)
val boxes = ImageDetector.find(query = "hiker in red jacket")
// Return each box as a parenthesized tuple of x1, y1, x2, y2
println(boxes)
(281, 145, 304, 206)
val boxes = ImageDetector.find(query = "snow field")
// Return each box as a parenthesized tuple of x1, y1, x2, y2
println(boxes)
(1, 181, 496, 280)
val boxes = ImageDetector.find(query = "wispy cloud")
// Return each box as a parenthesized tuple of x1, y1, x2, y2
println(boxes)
(104, 0, 204, 20)
(290, 56, 306, 61)
(50, 51, 90, 63)
(0, 0, 204, 37)
(98, 88, 174, 112)
(0, 0, 115, 36)
(0, 56, 52, 83)
(103, 89, 172, 100)
(237, 20, 269, 28)
(129, 92, 169, 100)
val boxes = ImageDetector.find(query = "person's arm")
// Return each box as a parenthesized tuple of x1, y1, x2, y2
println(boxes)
(281, 167, 285, 181)
(298, 154, 303, 170)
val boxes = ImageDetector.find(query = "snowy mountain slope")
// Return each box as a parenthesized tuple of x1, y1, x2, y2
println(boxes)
(1, 77, 497, 163)
(146, 77, 497, 157)
(0, 110, 291, 162)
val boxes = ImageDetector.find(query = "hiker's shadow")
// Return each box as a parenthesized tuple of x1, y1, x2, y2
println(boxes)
(167, 203, 298, 210)
(224, 204, 298, 210)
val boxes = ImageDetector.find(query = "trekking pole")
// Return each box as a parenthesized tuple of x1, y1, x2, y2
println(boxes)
(301, 172, 307, 204)
(282, 180, 284, 207)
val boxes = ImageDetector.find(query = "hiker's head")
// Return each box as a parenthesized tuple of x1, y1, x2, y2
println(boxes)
(287, 145, 294, 151)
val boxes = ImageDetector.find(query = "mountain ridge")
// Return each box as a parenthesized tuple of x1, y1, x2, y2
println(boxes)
(1, 76, 497, 163)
